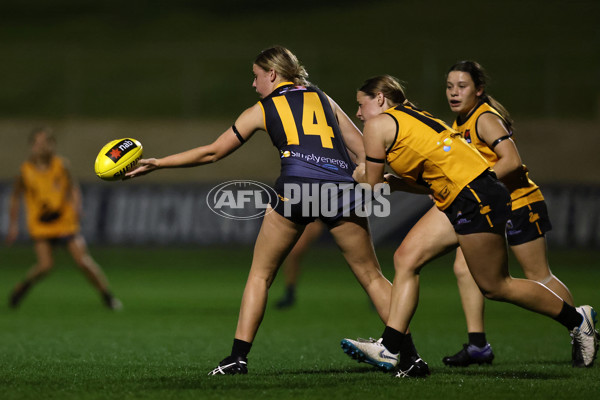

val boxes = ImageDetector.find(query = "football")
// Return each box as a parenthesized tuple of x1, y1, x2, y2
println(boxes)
(94, 138, 143, 181)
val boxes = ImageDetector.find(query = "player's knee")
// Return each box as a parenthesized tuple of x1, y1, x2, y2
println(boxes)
(74, 254, 95, 269)
(37, 262, 53, 275)
(393, 246, 422, 275)
(249, 268, 277, 288)
(481, 290, 500, 301)
(524, 270, 553, 284)
(452, 259, 470, 279)
(479, 282, 509, 301)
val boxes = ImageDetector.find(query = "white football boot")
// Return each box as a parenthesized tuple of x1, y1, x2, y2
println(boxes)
(341, 337, 398, 371)
(571, 305, 598, 367)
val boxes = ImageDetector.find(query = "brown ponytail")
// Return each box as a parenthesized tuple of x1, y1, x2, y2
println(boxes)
(254, 46, 310, 87)
(358, 75, 417, 108)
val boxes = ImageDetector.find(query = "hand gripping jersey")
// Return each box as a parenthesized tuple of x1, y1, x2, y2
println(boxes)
(258, 82, 355, 182)
(384, 104, 490, 210)
(452, 101, 543, 209)
(20, 156, 79, 239)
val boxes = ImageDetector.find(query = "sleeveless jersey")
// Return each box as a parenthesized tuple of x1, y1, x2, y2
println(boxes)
(20, 156, 79, 239)
(259, 82, 355, 182)
(384, 105, 489, 210)
(452, 101, 543, 209)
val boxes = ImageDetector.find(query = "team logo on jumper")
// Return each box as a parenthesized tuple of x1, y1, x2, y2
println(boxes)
(207, 180, 278, 220)
(464, 129, 472, 143)
(437, 138, 453, 152)
(105, 139, 138, 163)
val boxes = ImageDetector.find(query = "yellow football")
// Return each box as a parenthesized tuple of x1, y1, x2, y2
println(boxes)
(94, 138, 143, 181)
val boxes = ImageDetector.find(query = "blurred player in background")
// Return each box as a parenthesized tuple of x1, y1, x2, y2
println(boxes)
(274, 220, 325, 309)
(126, 46, 395, 375)
(6, 127, 122, 310)
(442, 60, 578, 366)
(342, 75, 597, 377)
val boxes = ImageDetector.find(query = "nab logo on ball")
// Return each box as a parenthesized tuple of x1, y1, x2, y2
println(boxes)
(106, 139, 137, 163)
(207, 180, 278, 220)
(95, 138, 143, 181)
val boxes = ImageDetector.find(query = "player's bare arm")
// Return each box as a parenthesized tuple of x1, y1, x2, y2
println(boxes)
(361, 115, 392, 187)
(477, 113, 521, 178)
(126, 104, 264, 178)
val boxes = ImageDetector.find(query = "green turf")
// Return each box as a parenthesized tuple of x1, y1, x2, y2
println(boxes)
(1, 245, 599, 399)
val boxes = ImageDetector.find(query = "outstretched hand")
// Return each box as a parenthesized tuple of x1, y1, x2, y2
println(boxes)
(124, 158, 159, 179)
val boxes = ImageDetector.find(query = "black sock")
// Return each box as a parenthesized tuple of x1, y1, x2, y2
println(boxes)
(553, 301, 583, 330)
(10, 280, 33, 307)
(231, 338, 252, 358)
(14, 280, 33, 295)
(102, 291, 113, 302)
(400, 333, 418, 359)
(468, 332, 487, 348)
(286, 285, 296, 298)
(21, 280, 32, 292)
(381, 326, 405, 355)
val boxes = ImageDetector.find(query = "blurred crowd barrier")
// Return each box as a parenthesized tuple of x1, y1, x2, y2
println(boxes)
(1, 182, 599, 248)
(1, 118, 599, 184)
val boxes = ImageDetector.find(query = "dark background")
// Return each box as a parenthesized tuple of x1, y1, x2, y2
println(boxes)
(0, 0, 598, 184)
(1, 0, 598, 120)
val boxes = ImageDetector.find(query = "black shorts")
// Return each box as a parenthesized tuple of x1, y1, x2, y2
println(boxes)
(443, 171, 511, 235)
(506, 201, 552, 246)
(270, 176, 364, 226)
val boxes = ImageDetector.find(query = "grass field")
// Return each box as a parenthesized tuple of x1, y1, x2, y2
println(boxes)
(0, 245, 598, 399)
